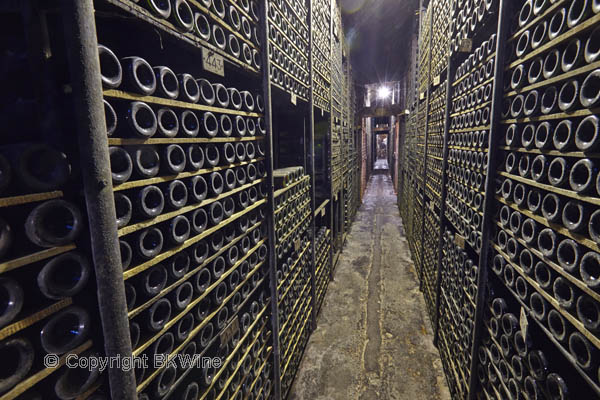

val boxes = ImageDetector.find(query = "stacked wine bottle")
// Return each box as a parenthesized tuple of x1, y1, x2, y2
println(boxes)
(267, 0, 310, 101)
(446, 29, 497, 255)
(97, 41, 274, 399)
(330, 4, 344, 198)
(436, 2, 499, 398)
(120, 0, 262, 73)
(422, 77, 447, 319)
(431, 0, 450, 79)
(0, 15, 104, 399)
(404, 111, 420, 270)
(438, 230, 479, 399)
(312, 0, 331, 112)
(487, 0, 600, 397)
(272, 167, 312, 398)
(449, 0, 497, 56)
(314, 226, 331, 314)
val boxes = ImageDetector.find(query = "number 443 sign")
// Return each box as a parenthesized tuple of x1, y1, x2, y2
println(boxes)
(202, 47, 225, 77)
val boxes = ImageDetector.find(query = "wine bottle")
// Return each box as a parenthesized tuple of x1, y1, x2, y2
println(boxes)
(40, 306, 91, 354)
(25, 200, 83, 247)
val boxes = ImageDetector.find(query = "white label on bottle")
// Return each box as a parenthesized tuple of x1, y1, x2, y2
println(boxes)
(520, 307, 528, 337)
(219, 316, 239, 347)
(454, 234, 465, 249)
(291, 93, 297, 105)
(202, 47, 225, 77)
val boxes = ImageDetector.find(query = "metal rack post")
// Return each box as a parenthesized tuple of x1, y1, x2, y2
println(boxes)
(259, 1, 283, 398)
(307, 0, 318, 331)
(467, 0, 510, 397)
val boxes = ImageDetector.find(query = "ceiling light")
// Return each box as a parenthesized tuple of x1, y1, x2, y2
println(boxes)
(377, 86, 391, 99)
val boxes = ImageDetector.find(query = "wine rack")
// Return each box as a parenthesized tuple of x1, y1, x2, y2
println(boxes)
(98, 34, 273, 397)
(102, 0, 262, 74)
(399, 0, 600, 399)
(418, 3, 432, 94)
(267, 0, 310, 101)
(438, 230, 478, 398)
(431, 0, 450, 79)
(331, 4, 344, 197)
(482, 1, 600, 398)
(272, 168, 312, 398)
(440, 1, 501, 398)
(314, 226, 331, 314)
(427, 84, 446, 209)
(422, 77, 447, 326)
(331, 119, 343, 198)
(343, 166, 357, 231)
(479, 277, 599, 399)
(342, 56, 358, 232)
(0, 0, 358, 398)
(398, 126, 411, 225)
(404, 108, 420, 269)
(409, 1, 432, 284)
(0, 10, 107, 399)
(94, 0, 280, 398)
(413, 99, 427, 280)
(449, 0, 497, 56)
(311, 0, 331, 112)
(422, 203, 440, 322)
(446, 24, 496, 255)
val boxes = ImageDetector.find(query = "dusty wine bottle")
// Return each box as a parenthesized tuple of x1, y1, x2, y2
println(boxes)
(121, 56, 157, 95)
(53, 350, 101, 400)
(25, 199, 83, 247)
(10, 143, 71, 192)
(37, 252, 91, 299)
(0, 337, 34, 393)
(0, 277, 23, 328)
(40, 306, 91, 354)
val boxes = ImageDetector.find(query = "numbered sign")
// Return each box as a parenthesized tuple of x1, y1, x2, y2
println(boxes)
(202, 47, 225, 77)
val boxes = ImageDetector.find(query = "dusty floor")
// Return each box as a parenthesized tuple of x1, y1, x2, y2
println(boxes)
(288, 164, 450, 400)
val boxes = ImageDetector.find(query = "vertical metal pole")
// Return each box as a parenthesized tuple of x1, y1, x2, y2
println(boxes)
(259, 1, 283, 399)
(467, 1, 510, 398)
(328, 0, 335, 279)
(59, 1, 136, 399)
(307, 0, 318, 330)
(339, 36, 345, 245)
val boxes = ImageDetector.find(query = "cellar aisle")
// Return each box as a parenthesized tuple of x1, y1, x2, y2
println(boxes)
(289, 171, 450, 400)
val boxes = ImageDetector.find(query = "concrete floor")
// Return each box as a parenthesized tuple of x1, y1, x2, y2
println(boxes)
(288, 168, 450, 400)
